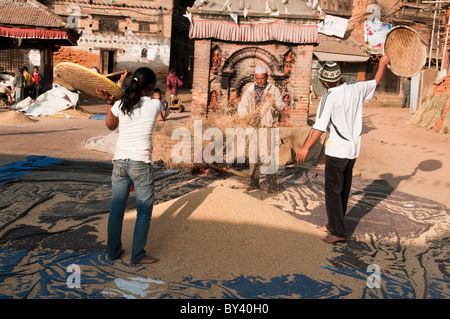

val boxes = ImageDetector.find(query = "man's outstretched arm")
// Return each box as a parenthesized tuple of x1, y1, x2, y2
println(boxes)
(374, 55, 390, 86)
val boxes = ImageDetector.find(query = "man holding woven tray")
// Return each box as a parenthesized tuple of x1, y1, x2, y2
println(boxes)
(238, 65, 285, 194)
(296, 55, 390, 244)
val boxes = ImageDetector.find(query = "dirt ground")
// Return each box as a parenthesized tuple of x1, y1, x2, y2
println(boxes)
(352, 99, 450, 208)
(0, 90, 449, 208)
(0, 90, 449, 300)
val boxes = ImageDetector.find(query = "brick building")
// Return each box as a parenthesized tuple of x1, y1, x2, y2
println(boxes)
(0, 0, 79, 88)
(42, 0, 174, 87)
(315, 0, 446, 97)
(187, 0, 323, 127)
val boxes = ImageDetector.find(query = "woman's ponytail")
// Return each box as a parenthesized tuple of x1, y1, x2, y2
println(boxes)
(119, 67, 156, 115)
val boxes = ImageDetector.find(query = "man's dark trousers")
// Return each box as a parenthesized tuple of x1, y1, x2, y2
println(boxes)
(324, 155, 356, 238)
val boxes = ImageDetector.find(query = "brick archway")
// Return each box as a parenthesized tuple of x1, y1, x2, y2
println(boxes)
(235, 68, 255, 97)
(221, 46, 282, 75)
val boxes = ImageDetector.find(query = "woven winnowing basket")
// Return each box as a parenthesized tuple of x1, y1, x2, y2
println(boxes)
(383, 26, 426, 78)
(55, 62, 123, 100)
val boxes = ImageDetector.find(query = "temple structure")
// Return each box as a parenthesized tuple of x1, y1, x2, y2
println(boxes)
(187, 0, 324, 127)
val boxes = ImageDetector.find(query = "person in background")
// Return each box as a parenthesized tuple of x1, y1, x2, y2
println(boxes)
(33, 66, 43, 99)
(0, 79, 11, 107)
(13, 69, 25, 103)
(401, 77, 411, 109)
(153, 87, 169, 121)
(96, 67, 166, 265)
(166, 69, 183, 98)
(296, 55, 390, 244)
(22, 66, 34, 99)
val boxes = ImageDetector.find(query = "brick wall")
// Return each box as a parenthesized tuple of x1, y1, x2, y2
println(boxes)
(191, 39, 212, 118)
(346, 0, 367, 46)
(152, 122, 186, 162)
(286, 44, 314, 126)
(152, 120, 213, 164)
(348, 0, 403, 47)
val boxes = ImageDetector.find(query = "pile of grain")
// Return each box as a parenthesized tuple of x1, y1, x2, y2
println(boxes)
(168, 97, 280, 171)
(62, 107, 94, 119)
(95, 183, 331, 282)
(0, 110, 36, 125)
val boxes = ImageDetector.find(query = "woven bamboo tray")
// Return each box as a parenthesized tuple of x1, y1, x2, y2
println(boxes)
(383, 26, 426, 78)
(55, 62, 123, 100)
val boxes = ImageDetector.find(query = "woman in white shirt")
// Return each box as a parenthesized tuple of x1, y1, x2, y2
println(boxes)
(97, 67, 166, 264)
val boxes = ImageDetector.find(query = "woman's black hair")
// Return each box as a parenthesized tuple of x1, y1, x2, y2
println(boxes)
(119, 67, 156, 115)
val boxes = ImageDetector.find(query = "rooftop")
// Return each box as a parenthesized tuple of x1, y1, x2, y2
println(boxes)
(0, 0, 67, 29)
(189, 0, 323, 21)
(315, 34, 368, 57)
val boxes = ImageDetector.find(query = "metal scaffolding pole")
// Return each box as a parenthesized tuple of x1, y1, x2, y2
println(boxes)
(442, 13, 450, 72)
(436, 3, 442, 70)
(429, 9, 437, 67)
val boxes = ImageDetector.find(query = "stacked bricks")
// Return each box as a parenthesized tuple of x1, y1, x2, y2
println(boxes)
(53, 47, 101, 69)
(433, 73, 450, 131)
(434, 73, 450, 97)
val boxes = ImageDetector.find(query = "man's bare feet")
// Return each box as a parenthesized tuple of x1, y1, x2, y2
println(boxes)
(322, 235, 346, 244)
(136, 255, 159, 264)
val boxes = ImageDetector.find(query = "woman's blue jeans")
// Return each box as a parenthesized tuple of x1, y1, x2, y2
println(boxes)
(108, 159, 154, 264)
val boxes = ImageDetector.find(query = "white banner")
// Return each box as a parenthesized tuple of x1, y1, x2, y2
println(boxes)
(318, 15, 348, 38)
(365, 21, 392, 49)
(29, 49, 41, 66)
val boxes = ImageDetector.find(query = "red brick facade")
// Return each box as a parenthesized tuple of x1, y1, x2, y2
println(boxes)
(191, 39, 212, 118)
(433, 74, 450, 132)
(191, 40, 315, 127)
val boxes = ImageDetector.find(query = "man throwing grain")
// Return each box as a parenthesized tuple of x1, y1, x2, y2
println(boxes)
(296, 55, 390, 244)
(238, 65, 284, 194)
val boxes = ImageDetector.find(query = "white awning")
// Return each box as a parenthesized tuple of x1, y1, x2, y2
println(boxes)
(314, 51, 369, 62)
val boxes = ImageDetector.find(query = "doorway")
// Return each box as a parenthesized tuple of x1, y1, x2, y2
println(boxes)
(101, 50, 116, 74)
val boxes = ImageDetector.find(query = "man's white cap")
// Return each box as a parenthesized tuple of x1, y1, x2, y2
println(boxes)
(255, 65, 267, 74)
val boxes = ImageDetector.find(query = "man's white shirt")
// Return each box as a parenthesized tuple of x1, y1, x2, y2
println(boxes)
(313, 80, 377, 159)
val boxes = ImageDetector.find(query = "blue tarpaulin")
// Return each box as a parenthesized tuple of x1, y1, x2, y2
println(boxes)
(0, 155, 63, 185)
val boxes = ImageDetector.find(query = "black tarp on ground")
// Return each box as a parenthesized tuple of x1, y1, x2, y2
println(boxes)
(0, 156, 449, 299)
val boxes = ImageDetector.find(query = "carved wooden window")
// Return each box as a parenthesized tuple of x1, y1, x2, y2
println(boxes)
(99, 19, 118, 33)
(139, 23, 150, 32)
(318, 0, 353, 17)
